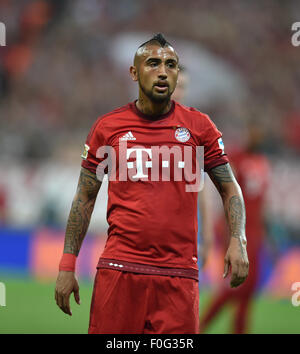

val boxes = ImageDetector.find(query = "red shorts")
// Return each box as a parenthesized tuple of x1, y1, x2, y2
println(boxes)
(88, 268, 199, 334)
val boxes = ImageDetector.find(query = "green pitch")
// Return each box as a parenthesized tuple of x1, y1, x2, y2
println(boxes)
(0, 277, 299, 334)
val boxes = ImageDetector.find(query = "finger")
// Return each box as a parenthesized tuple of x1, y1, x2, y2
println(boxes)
(74, 287, 81, 305)
(238, 266, 248, 281)
(62, 294, 72, 316)
(236, 260, 249, 282)
(230, 269, 247, 287)
(57, 293, 66, 313)
(230, 262, 240, 287)
(230, 275, 242, 288)
(55, 290, 62, 309)
(231, 276, 242, 288)
(223, 259, 230, 278)
(57, 292, 71, 315)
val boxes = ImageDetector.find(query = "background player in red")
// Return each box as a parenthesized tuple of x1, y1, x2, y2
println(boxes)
(199, 122, 270, 334)
(54, 33, 249, 334)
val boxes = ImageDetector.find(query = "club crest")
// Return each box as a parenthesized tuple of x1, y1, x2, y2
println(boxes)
(175, 127, 190, 143)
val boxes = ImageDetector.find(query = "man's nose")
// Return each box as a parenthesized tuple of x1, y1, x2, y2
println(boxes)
(158, 64, 167, 79)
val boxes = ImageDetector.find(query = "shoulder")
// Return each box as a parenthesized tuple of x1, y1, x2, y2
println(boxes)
(174, 102, 214, 127)
(174, 102, 220, 143)
(174, 101, 206, 117)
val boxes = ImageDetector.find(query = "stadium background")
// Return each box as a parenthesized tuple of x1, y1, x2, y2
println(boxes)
(0, 0, 299, 333)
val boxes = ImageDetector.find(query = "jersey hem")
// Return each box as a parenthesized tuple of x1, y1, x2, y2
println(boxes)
(99, 252, 198, 271)
(97, 257, 199, 281)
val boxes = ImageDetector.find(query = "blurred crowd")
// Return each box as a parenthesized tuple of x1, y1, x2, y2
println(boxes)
(0, 0, 299, 247)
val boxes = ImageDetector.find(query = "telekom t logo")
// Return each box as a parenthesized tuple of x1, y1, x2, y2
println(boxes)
(127, 148, 152, 179)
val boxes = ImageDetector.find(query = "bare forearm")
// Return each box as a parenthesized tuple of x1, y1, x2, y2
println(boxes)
(208, 163, 249, 287)
(223, 186, 246, 242)
(64, 167, 101, 256)
(64, 194, 95, 255)
(209, 163, 246, 242)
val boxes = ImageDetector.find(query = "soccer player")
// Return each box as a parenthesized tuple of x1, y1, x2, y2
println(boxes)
(55, 33, 249, 334)
(199, 123, 270, 334)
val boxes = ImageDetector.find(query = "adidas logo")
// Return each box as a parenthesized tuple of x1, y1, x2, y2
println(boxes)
(120, 131, 136, 141)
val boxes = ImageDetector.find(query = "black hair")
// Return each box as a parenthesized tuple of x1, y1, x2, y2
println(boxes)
(138, 33, 171, 49)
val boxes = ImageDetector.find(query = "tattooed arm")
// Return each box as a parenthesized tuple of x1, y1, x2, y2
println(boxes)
(63, 167, 101, 255)
(208, 163, 249, 288)
(55, 167, 101, 315)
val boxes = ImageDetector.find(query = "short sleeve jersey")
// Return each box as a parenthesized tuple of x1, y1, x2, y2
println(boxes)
(81, 101, 229, 270)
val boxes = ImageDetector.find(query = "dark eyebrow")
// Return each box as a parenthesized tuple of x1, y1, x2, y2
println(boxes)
(145, 57, 161, 63)
(165, 58, 178, 64)
(145, 57, 178, 65)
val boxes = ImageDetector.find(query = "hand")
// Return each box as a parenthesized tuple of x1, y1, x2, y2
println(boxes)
(55, 271, 80, 316)
(223, 237, 249, 288)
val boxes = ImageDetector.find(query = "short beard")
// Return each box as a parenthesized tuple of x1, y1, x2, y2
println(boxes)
(139, 79, 172, 103)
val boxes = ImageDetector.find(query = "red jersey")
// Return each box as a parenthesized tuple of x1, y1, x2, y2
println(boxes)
(82, 101, 228, 275)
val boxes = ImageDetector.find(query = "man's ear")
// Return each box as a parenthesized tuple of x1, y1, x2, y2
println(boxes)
(130, 66, 138, 81)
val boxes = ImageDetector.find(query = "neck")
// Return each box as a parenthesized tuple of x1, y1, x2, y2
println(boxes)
(136, 95, 172, 118)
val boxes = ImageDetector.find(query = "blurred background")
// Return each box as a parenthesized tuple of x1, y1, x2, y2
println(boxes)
(0, 0, 299, 333)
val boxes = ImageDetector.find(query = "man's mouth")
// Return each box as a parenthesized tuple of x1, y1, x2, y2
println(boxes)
(154, 81, 169, 93)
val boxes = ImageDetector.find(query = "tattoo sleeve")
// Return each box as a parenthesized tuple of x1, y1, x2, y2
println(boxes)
(208, 163, 246, 245)
(63, 167, 101, 256)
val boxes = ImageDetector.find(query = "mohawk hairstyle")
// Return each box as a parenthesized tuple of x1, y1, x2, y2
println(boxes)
(138, 33, 171, 49)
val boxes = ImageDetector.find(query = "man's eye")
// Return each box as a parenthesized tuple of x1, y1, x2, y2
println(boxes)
(167, 62, 177, 68)
(150, 62, 158, 67)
